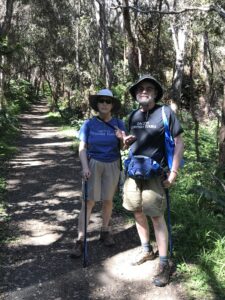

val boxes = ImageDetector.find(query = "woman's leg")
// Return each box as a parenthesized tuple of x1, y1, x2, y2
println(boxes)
(77, 200, 95, 240)
(102, 199, 113, 228)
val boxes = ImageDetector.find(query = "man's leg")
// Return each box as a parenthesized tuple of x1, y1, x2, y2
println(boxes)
(151, 215, 168, 256)
(132, 210, 155, 265)
(134, 210, 149, 244)
(151, 215, 170, 287)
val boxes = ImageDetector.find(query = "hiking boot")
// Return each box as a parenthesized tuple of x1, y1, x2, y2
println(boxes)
(131, 249, 156, 266)
(99, 231, 115, 247)
(153, 262, 171, 287)
(70, 240, 83, 258)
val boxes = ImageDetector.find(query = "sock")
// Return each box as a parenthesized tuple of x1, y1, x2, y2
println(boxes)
(142, 242, 153, 253)
(159, 255, 168, 265)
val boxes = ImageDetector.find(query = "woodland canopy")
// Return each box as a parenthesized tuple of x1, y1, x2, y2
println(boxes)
(0, 0, 225, 171)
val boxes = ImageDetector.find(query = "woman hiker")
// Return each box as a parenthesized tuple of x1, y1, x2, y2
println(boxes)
(71, 89, 126, 258)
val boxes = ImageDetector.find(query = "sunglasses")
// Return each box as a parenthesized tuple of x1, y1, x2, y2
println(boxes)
(98, 98, 112, 104)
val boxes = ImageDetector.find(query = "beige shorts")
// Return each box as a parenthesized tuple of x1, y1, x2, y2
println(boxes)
(123, 176, 166, 217)
(87, 158, 120, 201)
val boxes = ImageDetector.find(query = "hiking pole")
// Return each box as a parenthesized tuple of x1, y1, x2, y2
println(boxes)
(165, 188, 173, 257)
(83, 179, 88, 268)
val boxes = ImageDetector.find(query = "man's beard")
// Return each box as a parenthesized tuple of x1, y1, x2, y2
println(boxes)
(136, 95, 155, 106)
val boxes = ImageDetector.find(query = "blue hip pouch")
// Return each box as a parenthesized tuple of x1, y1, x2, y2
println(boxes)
(124, 155, 162, 180)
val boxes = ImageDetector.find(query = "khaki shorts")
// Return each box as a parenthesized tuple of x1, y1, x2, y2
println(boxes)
(87, 158, 120, 201)
(123, 176, 166, 217)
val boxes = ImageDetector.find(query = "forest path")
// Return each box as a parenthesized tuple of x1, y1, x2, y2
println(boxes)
(0, 101, 186, 300)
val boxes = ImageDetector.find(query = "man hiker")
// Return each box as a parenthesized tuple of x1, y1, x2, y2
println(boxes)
(122, 75, 184, 287)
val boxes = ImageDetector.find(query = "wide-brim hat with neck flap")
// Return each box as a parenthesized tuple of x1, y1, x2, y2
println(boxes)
(129, 74, 164, 102)
(89, 89, 121, 113)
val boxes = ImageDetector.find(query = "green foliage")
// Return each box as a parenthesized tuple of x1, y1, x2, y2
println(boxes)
(0, 140, 18, 161)
(112, 84, 127, 104)
(47, 112, 66, 126)
(0, 79, 39, 137)
(0, 173, 10, 245)
(0, 117, 19, 161)
(0, 37, 21, 55)
(0, 109, 18, 134)
(0, 127, 19, 245)
(5, 79, 38, 111)
(71, 119, 84, 131)
(182, 120, 225, 212)
(169, 119, 225, 299)
(71, 138, 80, 156)
(0, 177, 6, 217)
(42, 82, 52, 98)
(177, 233, 225, 299)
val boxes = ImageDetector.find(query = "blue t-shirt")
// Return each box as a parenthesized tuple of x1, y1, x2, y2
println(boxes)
(78, 117, 126, 162)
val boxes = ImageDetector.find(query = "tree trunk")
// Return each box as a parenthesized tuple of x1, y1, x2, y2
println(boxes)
(0, 0, 14, 112)
(1, 0, 14, 35)
(96, 0, 113, 88)
(122, 0, 140, 81)
(153, 0, 163, 72)
(189, 37, 200, 161)
(171, 23, 187, 106)
(75, 0, 80, 88)
(218, 80, 225, 172)
(169, 0, 188, 106)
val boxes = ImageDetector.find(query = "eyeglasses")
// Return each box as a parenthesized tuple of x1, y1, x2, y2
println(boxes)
(98, 98, 112, 104)
(137, 85, 155, 93)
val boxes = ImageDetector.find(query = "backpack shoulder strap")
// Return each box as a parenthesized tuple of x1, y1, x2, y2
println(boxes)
(128, 109, 139, 131)
(96, 116, 116, 130)
(96, 116, 123, 170)
(162, 106, 170, 135)
(162, 106, 175, 170)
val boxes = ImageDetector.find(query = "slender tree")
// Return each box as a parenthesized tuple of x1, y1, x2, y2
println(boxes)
(0, 0, 15, 111)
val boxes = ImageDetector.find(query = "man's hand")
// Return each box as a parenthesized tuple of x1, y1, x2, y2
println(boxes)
(162, 171, 177, 189)
(123, 135, 137, 147)
(115, 127, 136, 149)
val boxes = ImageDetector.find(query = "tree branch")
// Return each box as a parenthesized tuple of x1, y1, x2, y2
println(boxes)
(111, 4, 225, 21)
(212, 173, 225, 192)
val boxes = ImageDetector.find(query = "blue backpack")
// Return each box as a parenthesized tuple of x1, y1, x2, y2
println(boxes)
(161, 106, 174, 171)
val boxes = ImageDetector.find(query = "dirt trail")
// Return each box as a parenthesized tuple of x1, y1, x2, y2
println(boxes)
(0, 101, 186, 300)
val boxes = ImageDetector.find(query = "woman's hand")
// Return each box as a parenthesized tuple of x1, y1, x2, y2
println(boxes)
(82, 168, 91, 180)
(115, 128, 126, 140)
